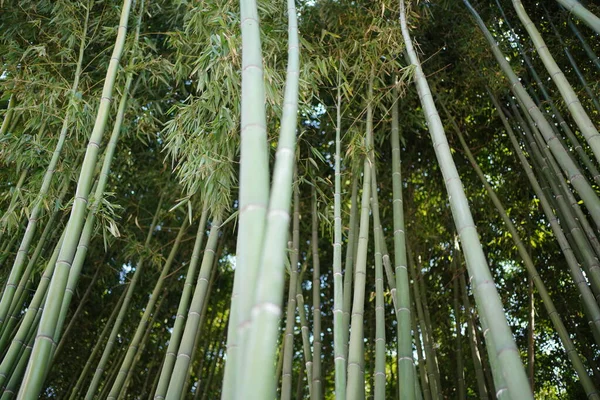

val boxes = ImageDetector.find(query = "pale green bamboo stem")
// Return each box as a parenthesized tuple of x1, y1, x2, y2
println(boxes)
(459, 270, 489, 400)
(85, 196, 163, 399)
(163, 219, 221, 400)
(411, 302, 431, 400)
(0, 1, 91, 325)
(184, 248, 221, 398)
(510, 98, 600, 301)
(107, 218, 189, 399)
(238, 0, 300, 393)
(568, 18, 600, 71)
(225, 0, 271, 394)
(18, 1, 134, 396)
(120, 291, 166, 400)
(332, 77, 346, 400)
(556, 0, 600, 34)
(491, 93, 600, 340)
(405, 1, 533, 397)
(465, 0, 600, 231)
(54, 0, 144, 351)
(408, 250, 441, 400)
(494, 0, 600, 185)
(68, 284, 127, 400)
(5, 179, 69, 326)
(154, 203, 209, 399)
(342, 176, 359, 361)
(544, 6, 600, 115)
(0, 230, 64, 390)
(346, 74, 374, 400)
(310, 189, 323, 400)
(452, 259, 465, 400)
(280, 186, 300, 400)
(461, 273, 510, 399)
(296, 277, 313, 400)
(99, 349, 127, 400)
(512, 0, 600, 163)
(450, 100, 599, 397)
(370, 167, 386, 400)
(390, 81, 415, 400)
(53, 264, 100, 359)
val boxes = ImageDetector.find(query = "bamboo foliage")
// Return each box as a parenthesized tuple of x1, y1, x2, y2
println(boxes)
(1, 1, 600, 398)
(402, 0, 532, 397)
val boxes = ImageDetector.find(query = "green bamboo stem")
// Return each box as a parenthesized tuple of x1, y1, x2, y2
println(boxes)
(459, 270, 489, 400)
(153, 202, 209, 399)
(510, 98, 600, 301)
(462, 272, 510, 399)
(390, 80, 415, 400)
(556, 0, 600, 34)
(511, 0, 600, 163)
(201, 316, 228, 400)
(237, 0, 300, 393)
(184, 247, 221, 398)
(84, 196, 163, 399)
(120, 291, 166, 400)
(405, 1, 532, 397)
(527, 276, 534, 391)
(332, 77, 346, 400)
(411, 301, 431, 400)
(450, 100, 598, 397)
(296, 276, 313, 400)
(162, 218, 221, 400)
(491, 93, 600, 340)
(465, 0, 600, 231)
(106, 217, 189, 399)
(509, 89, 600, 259)
(18, 1, 134, 396)
(370, 167, 386, 400)
(452, 258, 465, 400)
(0, 230, 65, 390)
(5, 179, 69, 325)
(310, 189, 323, 400)
(408, 250, 441, 400)
(280, 185, 300, 400)
(0, 1, 91, 325)
(295, 358, 305, 400)
(544, 6, 600, 115)
(1, 304, 40, 400)
(222, 0, 271, 394)
(342, 175, 359, 360)
(68, 284, 127, 400)
(495, 0, 600, 185)
(568, 18, 600, 71)
(418, 266, 442, 393)
(98, 349, 127, 400)
(53, 264, 101, 359)
(54, 0, 144, 351)
(346, 74, 374, 400)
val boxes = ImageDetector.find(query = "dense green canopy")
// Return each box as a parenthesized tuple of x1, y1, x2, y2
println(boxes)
(0, 0, 599, 398)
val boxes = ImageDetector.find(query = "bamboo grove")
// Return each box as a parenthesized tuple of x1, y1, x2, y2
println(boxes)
(1, 0, 600, 398)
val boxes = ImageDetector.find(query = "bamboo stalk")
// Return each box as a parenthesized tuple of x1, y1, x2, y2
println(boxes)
(106, 217, 189, 399)
(18, 1, 134, 396)
(346, 73, 374, 400)
(280, 185, 300, 400)
(465, 0, 600, 231)
(556, 0, 600, 34)
(332, 76, 346, 400)
(154, 202, 209, 399)
(163, 218, 221, 399)
(0, 0, 91, 326)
